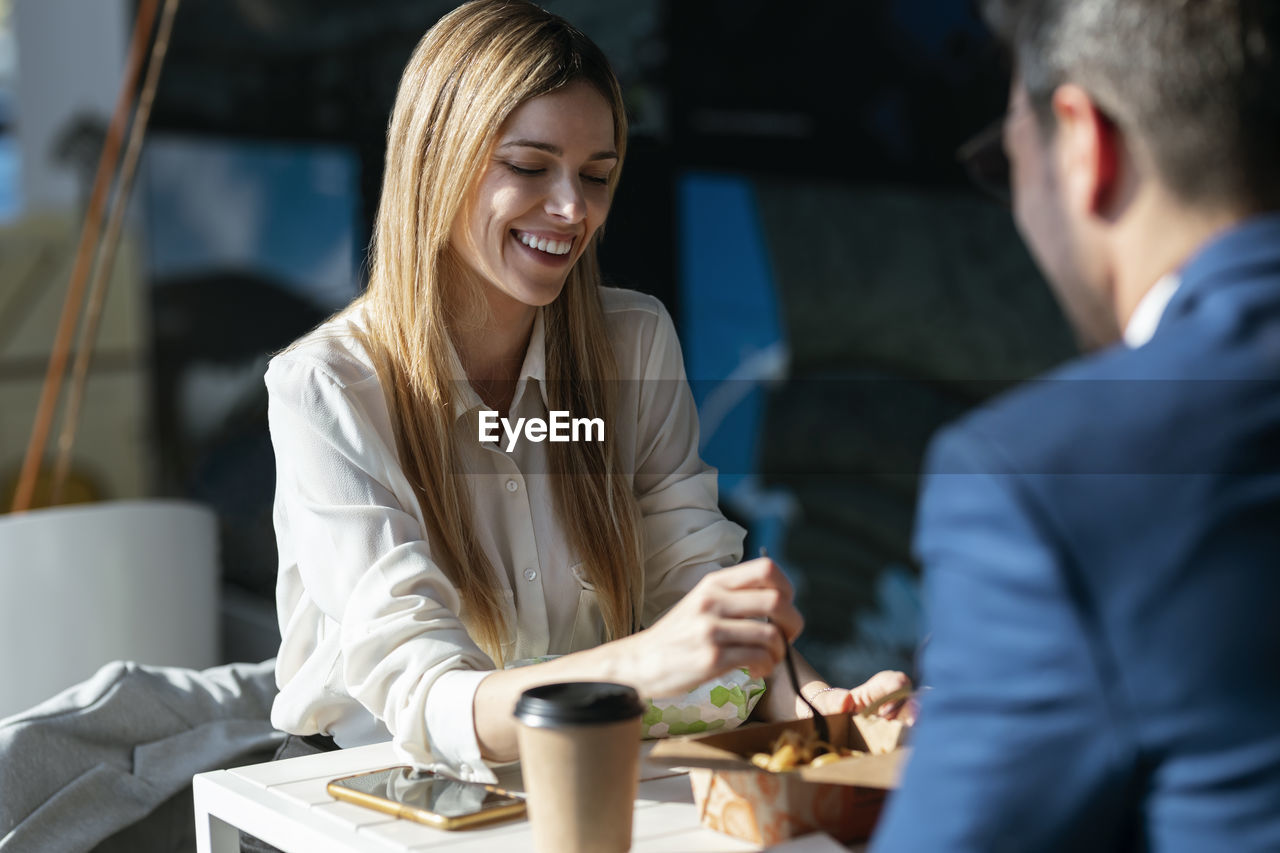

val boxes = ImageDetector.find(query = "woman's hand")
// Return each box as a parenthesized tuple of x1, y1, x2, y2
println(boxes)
(848, 670, 913, 721)
(792, 670, 914, 722)
(617, 557, 803, 698)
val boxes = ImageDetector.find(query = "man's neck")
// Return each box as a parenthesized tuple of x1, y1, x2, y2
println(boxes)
(1109, 194, 1243, 331)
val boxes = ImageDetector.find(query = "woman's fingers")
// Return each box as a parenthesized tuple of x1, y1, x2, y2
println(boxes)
(629, 559, 808, 694)
(709, 644, 783, 680)
(707, 615, 786, 668)
(875, 698, 907, 719)
(706, 557, 794, 597)
(724, 590, 804, 644)
(695, 561, 804, 640)
(658, 622, 784, 688)
(708, 586, 795, 621)
(849, 670, 913, 715)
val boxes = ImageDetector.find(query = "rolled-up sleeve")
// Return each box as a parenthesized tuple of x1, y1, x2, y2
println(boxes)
(628, 303, 746, 624)
(266, 354, 497, 781)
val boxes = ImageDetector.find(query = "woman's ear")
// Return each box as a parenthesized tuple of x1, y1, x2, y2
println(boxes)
(1051, 84, 1121, 218)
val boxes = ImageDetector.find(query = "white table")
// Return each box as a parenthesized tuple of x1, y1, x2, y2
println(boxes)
(192, 741, 855, 853)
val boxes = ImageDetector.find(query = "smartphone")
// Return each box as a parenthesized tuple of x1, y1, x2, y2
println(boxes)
(326, 766, 526, 830)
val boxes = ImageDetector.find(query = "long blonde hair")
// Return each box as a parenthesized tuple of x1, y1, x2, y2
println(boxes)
(352, 0, 641, 663)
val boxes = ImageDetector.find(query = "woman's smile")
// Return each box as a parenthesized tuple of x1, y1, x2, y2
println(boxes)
(511, 228, 575, 258)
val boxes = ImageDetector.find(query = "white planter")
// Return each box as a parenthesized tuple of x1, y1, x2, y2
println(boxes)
(0, 499, 219, 719)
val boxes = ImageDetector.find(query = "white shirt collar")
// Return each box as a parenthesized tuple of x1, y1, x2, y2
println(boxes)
(1123, 273, 1181, 349)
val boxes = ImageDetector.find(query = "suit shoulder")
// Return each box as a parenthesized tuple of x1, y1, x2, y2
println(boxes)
(936, 347, 1144, 474)
(937, 335, 1264, 478)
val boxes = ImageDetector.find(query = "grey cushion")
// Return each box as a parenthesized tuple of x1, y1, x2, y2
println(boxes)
(0, 659, 282, 853)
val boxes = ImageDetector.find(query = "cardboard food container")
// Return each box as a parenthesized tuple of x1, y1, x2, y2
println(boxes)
(648, 712, 908, 846)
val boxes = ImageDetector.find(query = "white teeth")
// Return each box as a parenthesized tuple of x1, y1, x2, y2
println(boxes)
(516, 231, 571, 255)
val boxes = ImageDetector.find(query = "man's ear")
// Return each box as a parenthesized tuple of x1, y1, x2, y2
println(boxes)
(1051, 84, 1120, 217)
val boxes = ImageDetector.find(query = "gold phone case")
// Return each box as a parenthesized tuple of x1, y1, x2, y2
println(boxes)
(327, 765, 527, 831)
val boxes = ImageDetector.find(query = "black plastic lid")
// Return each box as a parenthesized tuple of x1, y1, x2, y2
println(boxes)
(513, 682, 644, 728)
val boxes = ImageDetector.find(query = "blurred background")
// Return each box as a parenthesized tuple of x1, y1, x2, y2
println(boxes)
(0, 0, 1075, 712)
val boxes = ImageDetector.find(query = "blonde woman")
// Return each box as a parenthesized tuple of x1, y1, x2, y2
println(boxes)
(265, 0, 907, 786)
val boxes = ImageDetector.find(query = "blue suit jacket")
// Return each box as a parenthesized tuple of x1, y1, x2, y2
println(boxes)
(872, 215, 1280, 852)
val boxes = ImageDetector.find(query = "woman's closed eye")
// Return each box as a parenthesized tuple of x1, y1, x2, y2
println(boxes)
(505, 162, 544, 177)
(504, 162, 610, 185)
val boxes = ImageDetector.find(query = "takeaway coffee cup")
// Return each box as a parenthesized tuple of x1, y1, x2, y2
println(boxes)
(514, 682, 645, 853)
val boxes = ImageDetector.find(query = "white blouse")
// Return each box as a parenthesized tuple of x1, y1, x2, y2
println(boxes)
(265, 287, 745, 782)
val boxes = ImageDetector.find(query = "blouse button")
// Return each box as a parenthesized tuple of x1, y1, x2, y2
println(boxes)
(506, 479, 519, 493)
(523, 568, 538, 582)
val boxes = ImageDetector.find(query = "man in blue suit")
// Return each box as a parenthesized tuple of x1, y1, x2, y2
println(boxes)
(872, 1, 1280, 850)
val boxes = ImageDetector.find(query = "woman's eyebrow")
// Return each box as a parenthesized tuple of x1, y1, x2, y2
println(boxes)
(498, 139, 618, 161)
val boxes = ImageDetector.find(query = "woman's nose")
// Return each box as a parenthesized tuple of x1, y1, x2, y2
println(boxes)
(545, 173, 586, 222)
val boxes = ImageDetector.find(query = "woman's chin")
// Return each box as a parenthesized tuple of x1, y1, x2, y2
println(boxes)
(483, 275, 569, 313)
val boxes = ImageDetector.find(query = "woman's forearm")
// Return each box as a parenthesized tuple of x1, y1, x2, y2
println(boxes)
(472, 558, 801, 761)
(471, 640, 639, 762)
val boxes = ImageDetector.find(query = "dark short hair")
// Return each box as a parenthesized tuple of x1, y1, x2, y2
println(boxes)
(981, 0, 1280, 211)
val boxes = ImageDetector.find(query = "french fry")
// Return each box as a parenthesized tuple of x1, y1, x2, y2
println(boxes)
(750, 728, 867, 772)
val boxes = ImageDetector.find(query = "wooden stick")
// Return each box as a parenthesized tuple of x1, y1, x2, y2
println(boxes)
(51, 0, 182, 504)
(10, 0, 161, 513)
